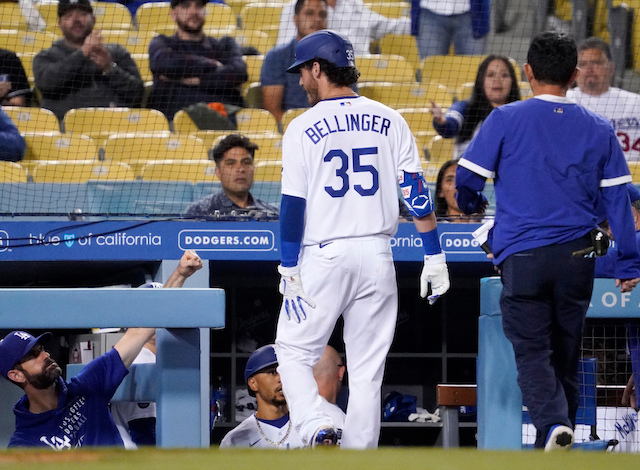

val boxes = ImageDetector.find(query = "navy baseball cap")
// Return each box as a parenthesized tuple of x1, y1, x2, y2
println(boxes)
(0, 331, 52, 380)
(58, 0, 93, 17)
(244, 344, 278, 384)
(287, 29, 355, 73)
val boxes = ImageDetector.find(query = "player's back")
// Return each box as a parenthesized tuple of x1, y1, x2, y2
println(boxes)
(282, 95, 422, 246)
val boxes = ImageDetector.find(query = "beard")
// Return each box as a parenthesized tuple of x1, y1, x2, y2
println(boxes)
(62, 21, 93, 45)
(304, 80, 320, 106)
(23, 359, 62, 390)
(176, 16, 204, 35)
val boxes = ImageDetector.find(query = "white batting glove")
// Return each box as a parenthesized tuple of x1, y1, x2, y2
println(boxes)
(420, 253, 450, 305)
(278, 265, 316, 323)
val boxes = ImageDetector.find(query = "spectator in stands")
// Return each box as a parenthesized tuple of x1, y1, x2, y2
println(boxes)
(33, 0, 144, 120)
(147, 0, 248, 120)
(567, 37, 640, 161)
(0, 108, 26, 162)
(0, 48, 31, 106)
(435, 159, 486, 221)
(313, 345, 346, 441)
(412, 0, 490, 59)
(261, 0, 327, 123)
(276, 0, 410, 55)
(0, 250, 202, 449)
(430, 55, 520, 160)
(184, 134, 279, 219)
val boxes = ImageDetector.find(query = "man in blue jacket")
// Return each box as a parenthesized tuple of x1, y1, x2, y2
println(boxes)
(0, 108, 26, 162)
(455, 31, 640, 451)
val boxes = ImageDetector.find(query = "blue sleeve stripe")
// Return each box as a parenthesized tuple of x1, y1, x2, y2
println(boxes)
(600, 175, 632, 187)
(280, 194, 306, 267)
(458, 158, 495, 179)
(447, 109, 464, 127)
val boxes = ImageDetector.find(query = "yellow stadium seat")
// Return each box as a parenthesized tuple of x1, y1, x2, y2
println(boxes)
(0, 30, 58, 55)
(172, 110, 200, 134)
(102, 133, 209, 176)
(135, 2, 173, 31)
(243, 82, 263, 109)
(378, 33, 420, 72)
(243, 55, 264, 88)
(22, 132, 99, 162)
(17, 52, 36, 86)
(4, 106, 60, 133)
(141, 159, 218, 182)
(397, 108, 437, 140)
(421, 161, 439, 182)
(254, 160, 281, 181)
(356, 54, 416, 83)
(131, 53, 153, 83)
(420, 55, 485, 92)
(357, 82, 452, 109)
(203, 3, 237, 34)
(0, 161, 28, 183)
(64, 107, 170, 141)
(92, 2, 134, 30)
(427, 135, 455, 165)
(98, 30, 158, 55)
(627, 161, 640, 181)
(0, 4, 29, 30)
(239, 3, 283, 44)
(231, 29, 274, 55)
(235, 108, 280, 134)
(192, 130, 233, 147)
(226, 0, 257, 16)
(282, 108, 307, 132)
(31, 160, 136, 183)
(455, 82, 474, 102)
(210, 132, 282, 162)
(363, 2, 410, 18)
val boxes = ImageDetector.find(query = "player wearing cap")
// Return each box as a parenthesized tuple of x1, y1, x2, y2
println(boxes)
(274, 29, 450, 449)
(0, 251, 203, 449)
(220, 344, 304, 448)
(456, 31, 640, 450)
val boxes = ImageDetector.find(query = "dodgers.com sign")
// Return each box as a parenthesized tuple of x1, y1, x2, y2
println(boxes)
(440, 231, 482, 253)
(179, 229, 275, 251)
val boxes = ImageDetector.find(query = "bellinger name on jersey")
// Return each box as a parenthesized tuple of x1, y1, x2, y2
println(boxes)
(304, 113, 392, 144)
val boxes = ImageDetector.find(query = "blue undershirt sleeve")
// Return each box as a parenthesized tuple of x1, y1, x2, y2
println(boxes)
(602, 184, 640, 279)
(455, 165, 488, 215)
(280, 194, 306, 267)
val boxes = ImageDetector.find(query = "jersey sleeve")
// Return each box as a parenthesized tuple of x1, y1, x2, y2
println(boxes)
(457, 108, 504, 179)
(69, 348, 129, 400)
(396, 116, 423, 174)
(281, 125, 309, 199)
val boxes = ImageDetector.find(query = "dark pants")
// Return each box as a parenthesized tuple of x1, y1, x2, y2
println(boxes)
(500, 236, 595, 448)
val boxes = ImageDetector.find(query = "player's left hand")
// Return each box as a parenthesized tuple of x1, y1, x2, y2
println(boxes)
(420, 253, 450, 305)
(278, 265, 316, 323)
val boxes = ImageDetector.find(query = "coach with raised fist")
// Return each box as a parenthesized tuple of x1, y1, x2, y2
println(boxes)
(455, 31, 640, 451)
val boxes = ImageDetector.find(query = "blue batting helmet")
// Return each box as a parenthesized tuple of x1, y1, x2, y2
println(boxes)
(244, 344, 278, 384)
(287, 29, 355, 73)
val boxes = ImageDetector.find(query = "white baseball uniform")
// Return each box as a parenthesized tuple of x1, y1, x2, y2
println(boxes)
(321, 397, 346, 445)
(567, 87, 640, 161)
(219, 413, 304, 448)
(275, 95, 425, 449)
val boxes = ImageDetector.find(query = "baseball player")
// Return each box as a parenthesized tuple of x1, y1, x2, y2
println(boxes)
(567, 37, 640, 162)
(220, 344, 304, 448)
(274, 30, 450, 449)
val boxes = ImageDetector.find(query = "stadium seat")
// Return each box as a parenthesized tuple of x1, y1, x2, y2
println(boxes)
(131, 53, 153, 83)
(357, 82, 452, 109)
(3, 106, 60, 133)
(356, 54, 416, 83)
(202, 3, 237, 35)
(31, 160, 136, 183)
(0, 162, 28, 183)
(172, 110, 200, 134)
(230, 29, 274, 56)
(99, 30, 158, 55)
(421, 161, 439, 182)
(210, 132, 282, 162)
(0, 30, 59, 55)
(64, 107, 170, 141)
(225, 0, 254, 16)
(235, 108, 280, 134)
(243, 82, 263, 109)
(38, 1, 134, 31)
(420, 55, 486, 92)
(0, 3, 29, 30)
(192, 130, 233, 148)
(254, 160, 282, 181)
(141, 159, 218, 182)
(17, 52, 36, 86)
(363, 2, 410, 19)
(102, 133, 209, 176)
(427, 135, 455, 164)
(135, 2, 173, 31)
(281, 108, 307, 132)
(243, 55, 264, 90)
(22, 132, 99, 165)
(397, 108, 437, 140)
(239, 3, 283, 45)
(378, 33, 421, 73)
